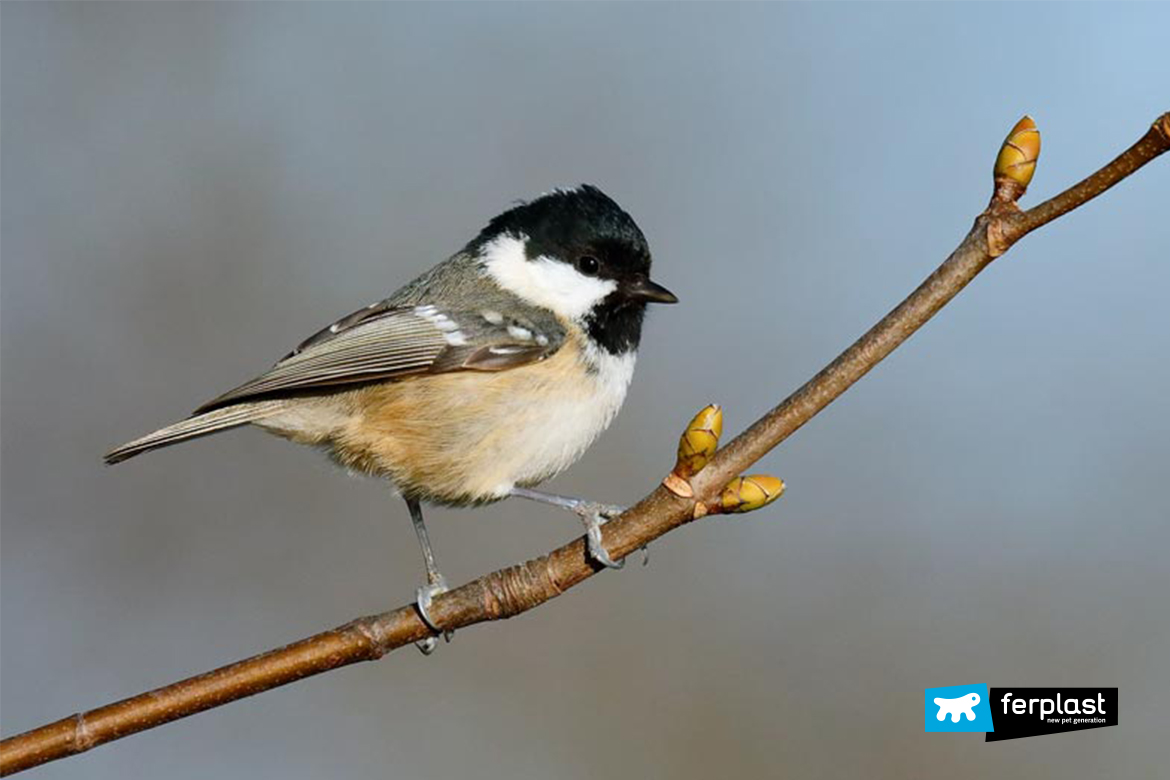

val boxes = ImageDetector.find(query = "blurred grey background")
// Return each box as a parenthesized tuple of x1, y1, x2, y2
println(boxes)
(2, 3, 1167, 778)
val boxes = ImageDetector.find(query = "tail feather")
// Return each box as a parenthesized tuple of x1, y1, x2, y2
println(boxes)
(104, 401, 286, 465)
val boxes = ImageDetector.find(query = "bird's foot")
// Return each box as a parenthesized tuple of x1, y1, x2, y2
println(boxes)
(573, 503, 627, 569)
(507, 488, 637, 570)
(414, 576, 452, 655)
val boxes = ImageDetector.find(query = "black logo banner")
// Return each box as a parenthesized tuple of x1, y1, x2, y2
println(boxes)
(986, 688, 1118, 741)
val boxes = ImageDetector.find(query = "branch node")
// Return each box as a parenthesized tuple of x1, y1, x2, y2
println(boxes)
(542, 554, 565, 597)
(480, 559, 560, 621)
(662, 472, 694, 498)
(72, 713, 94, 752)
(986, 212, 1018, 258)
(350, 619, 388, 659)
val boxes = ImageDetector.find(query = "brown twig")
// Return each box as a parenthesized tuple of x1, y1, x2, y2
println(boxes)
(2, 112, 1166, 776)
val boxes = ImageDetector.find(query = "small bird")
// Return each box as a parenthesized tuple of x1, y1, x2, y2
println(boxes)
(106, 185, 677, 649)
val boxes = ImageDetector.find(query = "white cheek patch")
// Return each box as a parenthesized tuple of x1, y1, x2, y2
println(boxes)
(480, 234, 617, 320)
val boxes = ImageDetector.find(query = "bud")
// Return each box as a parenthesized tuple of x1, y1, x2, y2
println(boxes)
(718, 475, 786, 514)
(994, 115, 1040, 191)
(674, 404, 723, 479)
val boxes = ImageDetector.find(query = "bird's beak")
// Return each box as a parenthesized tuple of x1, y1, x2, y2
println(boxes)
(626, 276, 679, 304)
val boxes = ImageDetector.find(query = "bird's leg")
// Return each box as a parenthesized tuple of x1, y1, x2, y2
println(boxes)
(509, 487, 627, 569)
(407, 498, 450, 654)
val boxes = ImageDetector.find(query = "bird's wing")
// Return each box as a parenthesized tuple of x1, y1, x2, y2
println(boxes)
(194, 301, 566, 413)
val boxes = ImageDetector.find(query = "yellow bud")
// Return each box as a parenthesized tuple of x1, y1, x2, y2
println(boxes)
(719, 475, 786, 514)
(674, 404, 723, 479)
(994, 115, 1041, 189)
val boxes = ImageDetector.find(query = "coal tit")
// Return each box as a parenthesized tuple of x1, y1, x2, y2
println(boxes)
(106, 185, 677, 646)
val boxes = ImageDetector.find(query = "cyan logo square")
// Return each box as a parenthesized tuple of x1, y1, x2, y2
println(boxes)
(925, 684, 994, 732)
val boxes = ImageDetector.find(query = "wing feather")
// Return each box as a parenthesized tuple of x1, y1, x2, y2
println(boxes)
(195, 303, 564, 413)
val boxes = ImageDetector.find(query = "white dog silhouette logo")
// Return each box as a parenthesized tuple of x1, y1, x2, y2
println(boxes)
(934, 692, 981, 723)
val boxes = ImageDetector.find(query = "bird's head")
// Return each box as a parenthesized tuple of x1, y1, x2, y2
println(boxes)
(472, 185, 676, 355)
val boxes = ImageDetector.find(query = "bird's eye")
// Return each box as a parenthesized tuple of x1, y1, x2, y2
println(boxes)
(576, 255, 600, 275)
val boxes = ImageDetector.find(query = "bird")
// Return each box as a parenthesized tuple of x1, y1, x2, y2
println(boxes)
(105, 184, 677, 651)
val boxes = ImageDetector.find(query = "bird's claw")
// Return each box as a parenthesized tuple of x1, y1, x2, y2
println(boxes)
(594, 503, 626, 520)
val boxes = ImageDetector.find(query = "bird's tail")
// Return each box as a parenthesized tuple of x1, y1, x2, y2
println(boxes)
(104, 401, 287, 465)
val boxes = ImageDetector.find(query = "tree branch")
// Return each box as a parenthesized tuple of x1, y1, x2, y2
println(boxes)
(3, 112, 1166, 777)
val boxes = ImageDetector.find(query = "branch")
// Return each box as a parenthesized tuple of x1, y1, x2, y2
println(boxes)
(3, 112, 1166, 777)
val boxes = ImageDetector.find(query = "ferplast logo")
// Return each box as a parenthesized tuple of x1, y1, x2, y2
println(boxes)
(924, 684, 993, 733)
(986, 688, 1117, 742)
(924, 686, 1118, 741)
(999, 691, 1107, 722)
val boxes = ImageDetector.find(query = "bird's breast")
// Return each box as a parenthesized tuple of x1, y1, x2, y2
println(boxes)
(332, 336, 636, 505)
